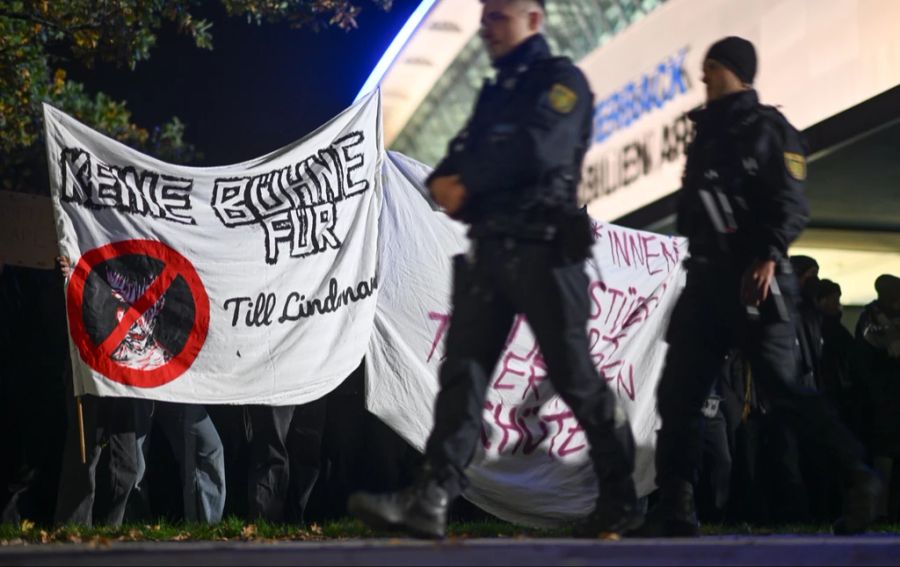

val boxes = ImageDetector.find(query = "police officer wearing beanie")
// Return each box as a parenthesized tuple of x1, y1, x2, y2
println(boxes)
(348, 0, 642, 539)
(643, 36, 881, 536)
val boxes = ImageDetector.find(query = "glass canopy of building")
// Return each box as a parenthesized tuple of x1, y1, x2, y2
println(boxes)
(391, 0, 668, 166)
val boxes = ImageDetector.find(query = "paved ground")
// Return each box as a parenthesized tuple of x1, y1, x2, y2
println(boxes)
(1, 536, 899, 566)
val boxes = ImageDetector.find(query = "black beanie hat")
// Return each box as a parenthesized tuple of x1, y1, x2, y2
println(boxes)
(816, 279, 842, 302)
(875, 274, 900, 304)
(706, 36, 757, 85)
(790, 255, 819, 277)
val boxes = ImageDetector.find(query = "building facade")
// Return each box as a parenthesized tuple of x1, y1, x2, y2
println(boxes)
(361, 0, 900, 305)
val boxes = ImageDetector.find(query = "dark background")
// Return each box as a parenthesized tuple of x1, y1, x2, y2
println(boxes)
(67, 0, 421, 166)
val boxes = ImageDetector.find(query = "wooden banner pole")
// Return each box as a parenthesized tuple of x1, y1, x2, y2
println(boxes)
(76, 396, 86, 465)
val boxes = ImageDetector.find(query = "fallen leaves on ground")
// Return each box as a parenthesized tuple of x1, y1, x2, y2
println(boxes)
(240, 525, 257, 540)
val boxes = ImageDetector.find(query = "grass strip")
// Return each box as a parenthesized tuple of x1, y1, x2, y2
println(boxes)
(1, 518, 898, 545)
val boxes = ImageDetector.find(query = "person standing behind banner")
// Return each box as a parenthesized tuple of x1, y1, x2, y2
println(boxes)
(811, 278, 859, 520)
(54, 255, 142, 527)
(816, 279, 861, 434)
(129, 400, 226, 524)
(641, 36, 881, 537)
(348, 0, 642, 540)
(55, 256, 226, 526)
(247, 399, 326, 525)
(856, 274, 900, 521)
(790, 255, 822, 391)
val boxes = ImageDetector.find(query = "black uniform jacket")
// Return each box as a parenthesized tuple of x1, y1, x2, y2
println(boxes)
(676, 89, 810, 270)
(426, 34, 594, 236)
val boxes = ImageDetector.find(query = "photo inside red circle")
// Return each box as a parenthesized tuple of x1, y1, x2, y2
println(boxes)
(82, 254, 194, 370)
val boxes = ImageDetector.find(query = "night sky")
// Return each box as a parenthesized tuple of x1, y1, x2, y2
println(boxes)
(68, 1, 421, 166)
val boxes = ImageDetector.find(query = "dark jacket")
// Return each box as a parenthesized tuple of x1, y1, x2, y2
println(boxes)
(795, 296, 823, 390)
(855, 300, 900, 456)
(427, 34, 594, 242)
(676, 90, 810, 271)
(820, 314, 862, 433)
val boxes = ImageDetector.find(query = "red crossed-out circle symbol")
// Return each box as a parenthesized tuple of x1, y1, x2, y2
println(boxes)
(66, 240, 210, 388)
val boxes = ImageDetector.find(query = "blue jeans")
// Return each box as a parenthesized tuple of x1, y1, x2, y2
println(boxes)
(134, 402, 226, 523)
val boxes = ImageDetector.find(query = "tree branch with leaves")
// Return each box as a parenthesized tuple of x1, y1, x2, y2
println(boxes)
(0, 0, 391, 192)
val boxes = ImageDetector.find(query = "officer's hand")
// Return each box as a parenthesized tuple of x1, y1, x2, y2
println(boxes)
(57, 255, 72, 279)
(428, 175, 467, 216)
(741, 259, 776, 307)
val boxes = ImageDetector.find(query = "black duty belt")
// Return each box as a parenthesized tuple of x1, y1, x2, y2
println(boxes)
(685, 254, 792, 275)
(469, 219, 558, 242)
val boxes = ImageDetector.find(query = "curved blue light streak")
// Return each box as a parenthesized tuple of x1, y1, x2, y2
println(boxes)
(354, 0, 439, 102)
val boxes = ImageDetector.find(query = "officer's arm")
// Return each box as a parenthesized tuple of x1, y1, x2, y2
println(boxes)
(456, 67, 590, 197)
(750, 121, 810, 261)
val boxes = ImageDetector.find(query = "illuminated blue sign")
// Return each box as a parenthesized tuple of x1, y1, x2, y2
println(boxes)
(593, 48, 692, 144)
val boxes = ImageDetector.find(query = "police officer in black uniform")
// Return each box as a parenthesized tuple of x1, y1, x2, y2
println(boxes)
(645, 36, 881, 537)
(348, 0, 641, 539)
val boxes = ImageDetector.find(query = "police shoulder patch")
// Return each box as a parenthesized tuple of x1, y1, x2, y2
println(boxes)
(548, 83, 578, 114)
(784, 152, 806, 181)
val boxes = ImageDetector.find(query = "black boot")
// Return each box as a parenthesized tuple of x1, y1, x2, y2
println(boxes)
(633, 480, 700, 538)
(574, 477, 644, 539)
(348, 472, 449, 539)
(833, 465, 882, 535)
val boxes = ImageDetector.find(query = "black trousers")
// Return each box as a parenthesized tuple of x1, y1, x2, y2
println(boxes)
(697, 411, 732, 522)
(424, 238, 635, 500)
(54, 384, 141, 526)
(247, 399, 326, 523)
(766, 416, 811, 523)
(655, 266, 864, 490)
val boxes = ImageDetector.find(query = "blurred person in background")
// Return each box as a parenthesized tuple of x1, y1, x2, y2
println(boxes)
(856, 274, 900, 521)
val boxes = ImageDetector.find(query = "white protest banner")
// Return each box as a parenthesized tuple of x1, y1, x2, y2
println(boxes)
(44, 92, 383, 405)
(367, 151, 687, 527)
